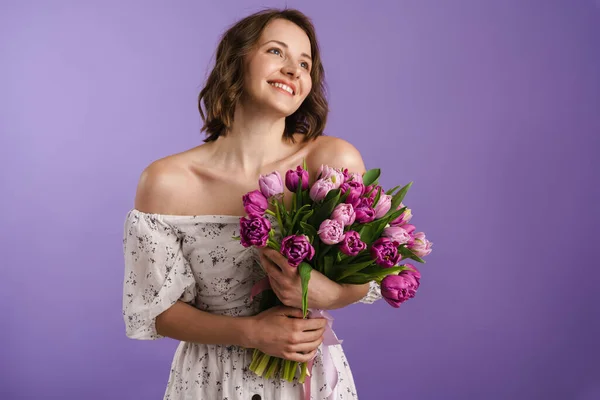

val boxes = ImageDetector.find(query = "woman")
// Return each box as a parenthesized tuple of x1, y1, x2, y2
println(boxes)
(122, 8, 382, 399)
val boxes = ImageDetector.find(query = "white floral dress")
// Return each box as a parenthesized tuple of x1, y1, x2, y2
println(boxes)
(122, 209, 382, 400)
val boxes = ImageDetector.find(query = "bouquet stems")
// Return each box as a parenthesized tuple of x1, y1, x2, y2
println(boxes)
(248, 352, 310, 383)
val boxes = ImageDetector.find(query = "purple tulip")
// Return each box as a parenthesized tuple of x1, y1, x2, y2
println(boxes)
(381, 265, 421, 308)
(339, 230, 367, 256)
(318, 219, 345, 245)
(259, 171, 284, 199)
(280, 234, 315, 267)
(285, 166, 309, 192)
(242, 190, 268, 216)
(341, 180, 365, 206)
(370, 237, 402, 268)
(239, 214, 271, 248)
(364, 185, 384, 205)
(354, 198, 376, 224)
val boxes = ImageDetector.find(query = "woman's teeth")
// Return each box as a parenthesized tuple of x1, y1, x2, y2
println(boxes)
(269, 82, 293, 95)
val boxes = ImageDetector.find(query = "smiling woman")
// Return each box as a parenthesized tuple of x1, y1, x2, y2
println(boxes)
(198, 10, 328, 145)
(122, 7, 381, 400)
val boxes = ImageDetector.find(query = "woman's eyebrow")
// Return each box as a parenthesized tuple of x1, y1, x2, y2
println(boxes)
(262, 40, 312, 61)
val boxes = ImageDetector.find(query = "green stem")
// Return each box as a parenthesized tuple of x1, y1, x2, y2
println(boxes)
(267, 239, 281, 252)
(249, 349, 261, 371)
(254, 353, 271, 376)
(264, 357, 281, 379)
(282, 359, 291, 382)
(274, 201, 284, 235)
(292, 193, 297, 214)
(299, 361, 308, 383)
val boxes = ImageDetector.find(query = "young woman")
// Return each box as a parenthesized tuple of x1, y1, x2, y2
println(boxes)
(123, 8, 382, 399)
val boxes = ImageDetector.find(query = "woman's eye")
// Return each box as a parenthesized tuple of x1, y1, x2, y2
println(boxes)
(268, 48, 282, 56)
(301, 62, 310, 70)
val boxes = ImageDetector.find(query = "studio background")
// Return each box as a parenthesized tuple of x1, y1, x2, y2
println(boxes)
(2, 1, 599, 399)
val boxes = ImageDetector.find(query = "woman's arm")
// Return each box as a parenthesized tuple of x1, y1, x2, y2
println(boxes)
(128, 161, 327, 363)
(329, 282, 371, 309)
(155, 301, 254, 347)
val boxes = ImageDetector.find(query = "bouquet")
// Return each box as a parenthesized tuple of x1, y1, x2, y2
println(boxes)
(234, 160, 433, 387)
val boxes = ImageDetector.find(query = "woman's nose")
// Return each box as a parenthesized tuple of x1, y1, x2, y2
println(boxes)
(281, 62, 301, 79)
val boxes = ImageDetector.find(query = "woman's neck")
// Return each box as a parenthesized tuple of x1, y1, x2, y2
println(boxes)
(205, 101, 296, 178)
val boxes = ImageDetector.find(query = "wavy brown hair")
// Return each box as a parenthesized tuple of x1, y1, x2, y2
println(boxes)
(198, 8, 328, 143)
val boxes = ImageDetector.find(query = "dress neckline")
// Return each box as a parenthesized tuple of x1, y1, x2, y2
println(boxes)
(129, 208, 244, 222)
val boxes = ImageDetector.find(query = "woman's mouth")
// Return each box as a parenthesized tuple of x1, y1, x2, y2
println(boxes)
(267, 81, 295, 96)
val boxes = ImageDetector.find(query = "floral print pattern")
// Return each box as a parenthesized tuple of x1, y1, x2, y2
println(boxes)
(123, 209, 381, 399)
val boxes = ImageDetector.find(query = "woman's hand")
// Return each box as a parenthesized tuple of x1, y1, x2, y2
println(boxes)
(249, 306, 326, 362)
(257, 247, 343, 310)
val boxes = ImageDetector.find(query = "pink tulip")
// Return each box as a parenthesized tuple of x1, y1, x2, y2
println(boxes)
(331, 203, 356, 226)
(317, 219, 345, 245)
(309, 178, 336, 202)
(259, 171, 284, 199)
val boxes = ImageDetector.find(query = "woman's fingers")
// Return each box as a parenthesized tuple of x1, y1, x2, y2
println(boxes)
(296, 327, 326, 342)
(299, 317, 328, 332)
(259, 252, 283, 278)
(263, 248, 296, 275)
(287, 347, 319, 363)
(289, 337, 323, 354)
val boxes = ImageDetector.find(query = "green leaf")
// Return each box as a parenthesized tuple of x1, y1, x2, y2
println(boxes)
(357, 224, 377, 245)
(299, 221, 318, 241)
(324, 188, 341, 203)
(399, 245, 426, 263)
(300, 209, 314, 223)
(339, 187, 350, 203)
(309, 191, 341, 227)
(362, 168, 381, 187)
(389, 181, 413, 212)
(383, 207, 406, 224)
(371, 186, 382, 208)
(371, 266, 404, 279)
(290, 204, 311, 233)
(299, 262, 312, 318)
(338, 266, 404, 284)
(323, 255, 334, 277)
(337, 273, 372, 285)
(332, 259, 375, 280)
(385, 185, 401, 196)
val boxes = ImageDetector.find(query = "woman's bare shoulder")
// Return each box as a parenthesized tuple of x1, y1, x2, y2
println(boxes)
(133, 149, 204, 215)
(305, 135, 367, 176)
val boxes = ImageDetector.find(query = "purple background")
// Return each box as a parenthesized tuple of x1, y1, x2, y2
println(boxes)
(2, 1, 599, 399)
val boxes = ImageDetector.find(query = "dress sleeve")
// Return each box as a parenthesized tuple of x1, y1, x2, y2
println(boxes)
(354, 280, 382, 304)
(122, 210, 197, 340)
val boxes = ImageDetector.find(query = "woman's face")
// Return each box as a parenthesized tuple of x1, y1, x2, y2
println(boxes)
(242, 18, 313, 116)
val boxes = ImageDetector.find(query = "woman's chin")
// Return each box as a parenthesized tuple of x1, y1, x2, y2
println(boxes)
(261, 101, 299, 118)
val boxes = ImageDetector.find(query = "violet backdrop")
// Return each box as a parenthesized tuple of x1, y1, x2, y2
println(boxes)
(1, 1, 599, 399)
